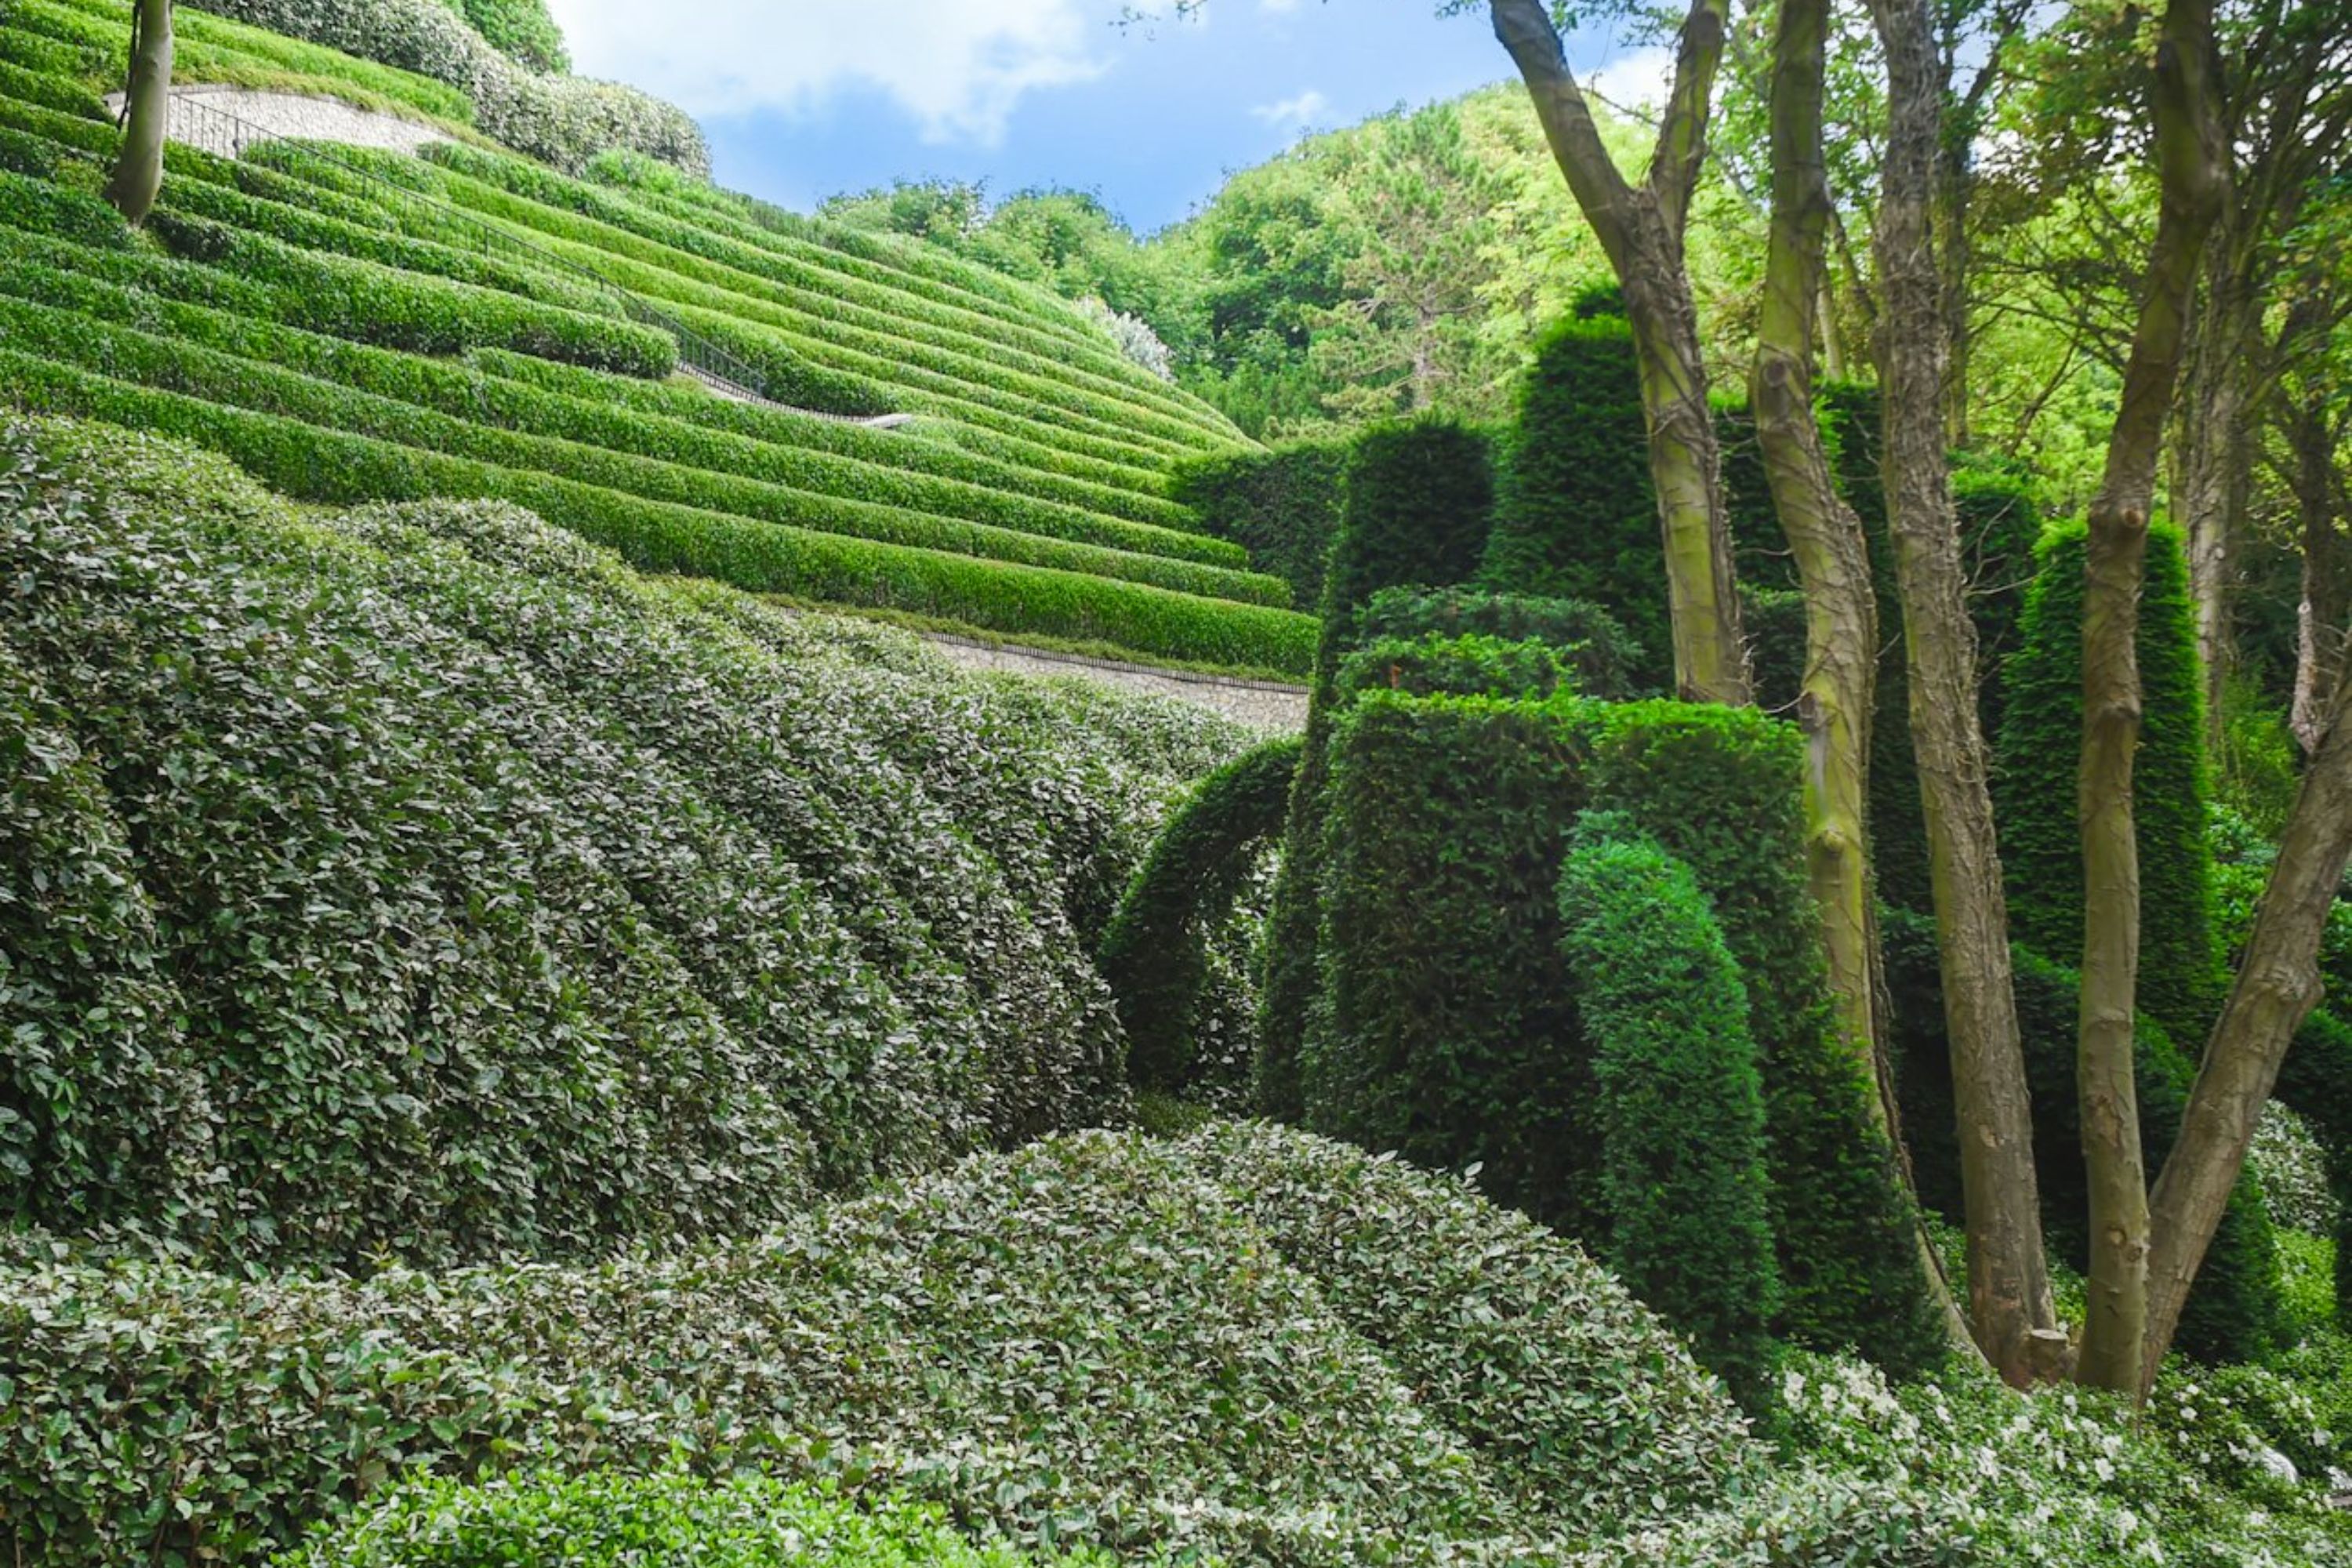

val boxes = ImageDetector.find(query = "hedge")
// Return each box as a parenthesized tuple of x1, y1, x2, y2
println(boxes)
(1335, 631, 1576, 702)
(0, 263, 1238, 572)
(140, 212, 679, 377)
(1256, 418, 1496, 1116)
(477, 348, 1196, 528)
(1997, 520, 2220, 1040)
(1306, 691, 1595, 1224)
(1577, 703, 1945, 1374)
(2278, 1010, 2352, 1321)
(1882, 909, 2285, 1363)
(0, 56, 108, 118)
(0, 166, 126, 250)
(0, 1124, 1754, 1568)
(1168, 434, 1352, 608)
(0, 417, 1279, 1265)
(1357, 584, 1641, 700)
(1479, 314, 1664, 686)
(1096, 735, 1301, 1096)
(1559, 817, 1782, 1409)
(445, 0, 570, 74)
(416, 150, 1233, 466)
(428, 140, 1234, 437)
(284, 1474, 1101, 1568)
(0, 298, 1279, 610)
(0, 362, 1316, 670)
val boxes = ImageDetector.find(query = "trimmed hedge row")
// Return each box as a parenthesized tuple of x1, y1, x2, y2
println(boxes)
(0, 166, 127, 250)
(1167, 434, 1352, 609)
(0, 1124, 1754, 1568)
(134, 210, 677, 376)
(1997, 520, 2219, 1040)
(416, 154, 1235, 465)
(1359, 584, 1642, 700)
(1335, 631, 1576, 702)
(0, 261, 1239, 572)
(426, 141, 1233, 435)
(0, 295, 1280, 602)
(1096, 735, 1301, 1096)
(0, 360, 1318, 670)
(1559, 818, 1781, 1409)
(0, 56, 109, 118)
(477, 348, 1196, 528)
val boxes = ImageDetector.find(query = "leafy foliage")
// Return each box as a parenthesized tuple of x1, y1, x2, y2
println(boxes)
(1097, 735, 1301, 1098)
(1559, 818, 1782, 1407)
(0, 416, 1250, 1262)
(1357, 584, 1642, 699)
(0, 1123, 1759, 1568)
(1168, 434, 1352, 609)
(1336, 631, 1577, 702)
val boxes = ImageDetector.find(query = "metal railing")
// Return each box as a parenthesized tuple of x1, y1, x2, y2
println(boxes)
(159, 89, 906, 428)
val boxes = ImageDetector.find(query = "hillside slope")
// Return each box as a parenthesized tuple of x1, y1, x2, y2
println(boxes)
(0, 2, 1309, 673)
(0, 414, 1254, 1265)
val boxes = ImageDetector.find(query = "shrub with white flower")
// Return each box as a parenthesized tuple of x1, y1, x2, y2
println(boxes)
(1074, 296, 1177, 383)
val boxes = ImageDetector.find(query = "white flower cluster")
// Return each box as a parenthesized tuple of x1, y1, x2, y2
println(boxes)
(194, 0, 710, 176)
(1074, 296, 1177, 383)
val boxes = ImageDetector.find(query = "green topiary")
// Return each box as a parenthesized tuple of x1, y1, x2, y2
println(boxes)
(1580, 704, 1947, 1377)
(1168, 434, 1352, 609)
(1882, 910, 2285, 1363)
(1254, 417, 1496, 1116)
(1097, 735, 1301, 1098)
(1559, 815, 1782, 1408)
(1357, 584, 1642, 699)
(1479, 315, 1663, 687)
(1336, 632, 1574, 703)
(1997, 520, 2219, 1041)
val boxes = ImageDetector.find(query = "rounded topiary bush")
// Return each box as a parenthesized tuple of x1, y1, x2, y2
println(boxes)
(1357, 584, 1642, 699)
(1559, 815, 1781, 1408)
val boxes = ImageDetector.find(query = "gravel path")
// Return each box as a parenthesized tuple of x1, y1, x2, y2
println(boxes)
(106, 84, 447, 154)
(922, 634, 1308, 731)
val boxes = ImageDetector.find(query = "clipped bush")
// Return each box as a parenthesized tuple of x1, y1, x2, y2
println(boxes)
(443, 0, 569, 73)
(1169, 434, 1352, 608)
(1577, 704, 1944, 1374)
(0, 166, 125, 249)
(0, 416, 1261, 1262)
(1097, 735, 1301, 1097)
(1357, 584, 1642, 699)
(145, 212, 678, 376)
(0, 358, 1316, 671)
(1559, 817, 1781, 1406)
(1256, 416, 1495, 1116)
(1998, 520, 2218, 1039)
(1336, 631, 1573, 702)
(1882, 910, 2285, 1363)
(279, 1473, 1091, 1568)
(1307, 691, 1592, 1221)
(0, 1124, 1753, 1568)
(1479, 315, 1659, 684)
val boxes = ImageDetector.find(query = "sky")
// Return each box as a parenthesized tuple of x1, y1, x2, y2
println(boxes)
(543, 1, 1671, 236)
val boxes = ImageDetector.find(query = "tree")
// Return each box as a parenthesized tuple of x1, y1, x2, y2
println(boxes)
(1868, 0, 2064, 1388)
(103, 0, 173, 227)
(2071, 0, 2230, 1396)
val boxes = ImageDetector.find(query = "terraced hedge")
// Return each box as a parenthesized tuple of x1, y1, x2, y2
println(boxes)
(0, 292, 1273, 600)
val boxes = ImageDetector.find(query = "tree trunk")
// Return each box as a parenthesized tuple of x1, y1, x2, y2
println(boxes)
(2176, 261, 2257, 757)
(1754, 0, 1883, 1106)
(1490, 0, 1751, 706)
(2073, 0, 2227, 1396)
(2292, 441, 2350, 757)
(1936, 140, 1972, 448)
(103, 0, 173, 228)
(2143, 653, 2352, 1391)
(1870, 0, 2063, 1388)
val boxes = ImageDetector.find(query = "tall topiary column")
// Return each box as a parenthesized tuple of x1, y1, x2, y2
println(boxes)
(1254, 418, 1494, 1117)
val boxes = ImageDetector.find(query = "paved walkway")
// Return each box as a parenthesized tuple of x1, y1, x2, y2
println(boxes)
(107, 84, 446, 154)
(921, 633, 1307, 731)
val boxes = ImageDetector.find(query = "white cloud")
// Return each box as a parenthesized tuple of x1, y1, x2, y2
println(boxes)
(1251, 89, 1328, 131)
(544, 0, 1109, 142)
(1581, 45, 1672, 114)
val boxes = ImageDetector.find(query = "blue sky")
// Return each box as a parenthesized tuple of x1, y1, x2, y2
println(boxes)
(544, 1, 1670, 235)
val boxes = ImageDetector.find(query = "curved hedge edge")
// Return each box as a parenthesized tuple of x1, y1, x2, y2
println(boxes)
(1098, 735, 1302, 1094)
